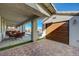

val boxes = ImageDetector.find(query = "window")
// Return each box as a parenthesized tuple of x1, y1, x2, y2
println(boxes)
(37, 18, 43, 39)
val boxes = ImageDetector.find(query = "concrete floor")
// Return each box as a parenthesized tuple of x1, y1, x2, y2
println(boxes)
(0, 39, 79, 56)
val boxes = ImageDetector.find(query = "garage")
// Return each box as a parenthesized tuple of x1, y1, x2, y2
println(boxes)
(43, 15, 73, 44)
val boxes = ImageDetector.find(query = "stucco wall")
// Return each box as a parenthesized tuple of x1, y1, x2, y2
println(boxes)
(69, 16, 79, 47)
(44, 15, 73, 24)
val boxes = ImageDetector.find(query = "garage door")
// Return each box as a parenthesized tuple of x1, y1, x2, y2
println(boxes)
(45, 21, 69, 44)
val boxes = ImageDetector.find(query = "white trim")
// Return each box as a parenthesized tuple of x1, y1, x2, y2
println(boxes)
(51, 3, 57, 12)
(57, 11, 79, 13)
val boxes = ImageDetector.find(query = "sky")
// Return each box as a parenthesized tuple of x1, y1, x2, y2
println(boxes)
(54, 3, 79, 11)
(25, 19, 43, 29)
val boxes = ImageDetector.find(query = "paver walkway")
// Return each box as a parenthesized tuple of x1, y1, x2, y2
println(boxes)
(0, 39, 79, 56)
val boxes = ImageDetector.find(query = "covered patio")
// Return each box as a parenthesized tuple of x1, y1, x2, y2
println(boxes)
(0, 3, 54, 49)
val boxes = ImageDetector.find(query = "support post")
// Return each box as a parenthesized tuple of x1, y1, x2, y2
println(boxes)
(31, 19, 38, 42)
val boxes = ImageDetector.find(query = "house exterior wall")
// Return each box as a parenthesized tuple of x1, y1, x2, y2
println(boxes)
(69, 16, 79, 47)
(44, 15, 73, 24)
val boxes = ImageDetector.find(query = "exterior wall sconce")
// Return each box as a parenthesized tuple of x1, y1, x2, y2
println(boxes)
(73, 19, 77, 25)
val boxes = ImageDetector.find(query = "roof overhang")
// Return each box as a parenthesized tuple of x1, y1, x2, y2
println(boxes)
(56, 12, 79, 16)
(26, 3, 56, 16)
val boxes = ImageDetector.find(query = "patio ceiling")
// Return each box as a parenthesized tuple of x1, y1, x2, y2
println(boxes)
(0, 3, 50, 26)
